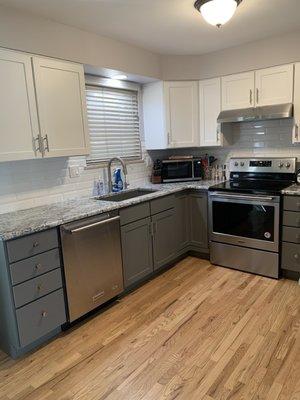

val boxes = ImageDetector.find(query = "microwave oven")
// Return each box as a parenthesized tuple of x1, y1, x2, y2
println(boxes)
(161, 158, 202, 183)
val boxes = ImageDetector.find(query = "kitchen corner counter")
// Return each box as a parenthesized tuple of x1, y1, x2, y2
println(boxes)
(282, 184, 300, 196)
(0, 181, 220, 241)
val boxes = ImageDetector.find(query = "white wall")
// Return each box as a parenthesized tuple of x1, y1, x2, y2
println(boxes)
(161, 30, 300, 80)
(0, 5, 161, 79)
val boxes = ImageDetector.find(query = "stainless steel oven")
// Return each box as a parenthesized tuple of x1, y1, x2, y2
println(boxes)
(209, 192, 280, 252)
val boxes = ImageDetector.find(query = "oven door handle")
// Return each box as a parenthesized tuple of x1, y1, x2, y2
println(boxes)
(209, 192, 276, 202)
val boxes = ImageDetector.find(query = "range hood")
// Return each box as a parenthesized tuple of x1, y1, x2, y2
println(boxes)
(217, 103, 293, 123)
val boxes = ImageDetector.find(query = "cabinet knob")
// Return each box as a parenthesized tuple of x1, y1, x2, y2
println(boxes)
(35, 263, 42, 270)
(33, 241, 39, 248)
(37, 284, 42, 291)
(41, 311, 47, 318)
(293, 253, 299, 260)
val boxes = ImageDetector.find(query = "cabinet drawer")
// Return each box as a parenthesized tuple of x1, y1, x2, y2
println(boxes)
(120, 202, 150, 225)
(283, 211, 300, 228)
(7, 229, 58, 263)
(13, 269, 62, 309)
(150, 195, 175, 215)
(284, 196, 300, 212)
(282, 226, 300, 244)
(16, 289, 66, 347)
(282, 242, 300, 272)
(10, 248, 61, 285)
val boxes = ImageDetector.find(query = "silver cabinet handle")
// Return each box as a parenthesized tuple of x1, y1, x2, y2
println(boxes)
(69, 216, 120, 233)
(41, 311, 47, 318)
(43, 134, 50, 153)
(294, 253, 299, 260)
(294, 124, 299, 143)
(256, 88, 259, 104)
(33, 241, 39, 248)
(167, 132, 171, 146)
(249, 89, 253, 105)
(92, 291, 105, 303)
(33, 135, 43, 155)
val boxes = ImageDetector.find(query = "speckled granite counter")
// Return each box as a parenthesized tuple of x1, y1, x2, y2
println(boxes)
(282, 184, 300, 196)
(0, 181, 221, 241)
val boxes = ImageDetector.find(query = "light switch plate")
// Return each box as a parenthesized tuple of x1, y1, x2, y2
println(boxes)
(69, 166, 80, 178)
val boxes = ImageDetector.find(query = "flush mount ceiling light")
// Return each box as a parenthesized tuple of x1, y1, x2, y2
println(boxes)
(194, 0, 243, 28)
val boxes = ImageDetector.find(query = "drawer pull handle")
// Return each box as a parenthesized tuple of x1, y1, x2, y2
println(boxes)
(37, 284, 42, 291)
(33, 241, 39, 248)
(41, 311, 47, 318)
(293, 253, 299, 260)
(35, 263, 42, 270)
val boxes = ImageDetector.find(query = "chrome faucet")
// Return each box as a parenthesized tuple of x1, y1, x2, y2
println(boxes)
(107, 157, 128, 192)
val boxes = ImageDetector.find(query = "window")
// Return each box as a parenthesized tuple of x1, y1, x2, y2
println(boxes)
(86, 85, 142, 163)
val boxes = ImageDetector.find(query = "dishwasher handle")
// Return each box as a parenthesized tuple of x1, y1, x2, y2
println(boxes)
(64, 215, 120, 234)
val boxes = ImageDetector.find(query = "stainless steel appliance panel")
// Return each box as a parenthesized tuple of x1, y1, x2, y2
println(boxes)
(210, 241, 279, 279)
(209, 192, 280, 252)
(61, 213, 124, 322)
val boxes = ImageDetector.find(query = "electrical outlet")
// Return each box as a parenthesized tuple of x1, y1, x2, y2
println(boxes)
(69, 166, 80, 178)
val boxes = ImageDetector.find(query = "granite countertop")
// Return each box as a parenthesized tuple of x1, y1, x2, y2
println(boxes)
(282, 184, 300, 196)
(0, 181, 220, 241)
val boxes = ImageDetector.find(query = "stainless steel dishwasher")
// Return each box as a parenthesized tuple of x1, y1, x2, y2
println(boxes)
(60, 211, 124, 322)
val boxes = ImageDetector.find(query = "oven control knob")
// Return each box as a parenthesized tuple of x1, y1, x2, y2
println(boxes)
(278, 162, 284, 168)
(240, 162, 245, 167)
(234, 162, 239, 167)
(286, 162, 291, 169)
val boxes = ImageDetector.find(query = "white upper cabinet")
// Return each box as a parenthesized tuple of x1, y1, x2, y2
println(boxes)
(199, 78, 222, 147)
(255, 64, 294, 106)
(221, 72, 254, 111)
(33, 57, 90, 158)
(293, 63, 300, 143)
(143, 81, 199, 149)
(164, 81, 199, 148)
(0, 49, 40, 162)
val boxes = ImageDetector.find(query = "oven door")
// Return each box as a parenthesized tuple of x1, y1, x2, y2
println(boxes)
(209, 192, 280, 252)
(161, 160, 193, 182)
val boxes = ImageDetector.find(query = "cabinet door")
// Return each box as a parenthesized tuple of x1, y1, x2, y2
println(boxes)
(189, 192, 208, 250)
(32, 57, 90, 157)
(175, 193, 190, 252)
(121, 217, 153, 288)
(164, 81, 199, 148)
(255, 64, 294, 107)
(0, 49, 40, 162)
(152, 208, 177, 270)
(199, 78, 222, 147)
(294, 63, 300, 143)
(221, 72, 254, 111)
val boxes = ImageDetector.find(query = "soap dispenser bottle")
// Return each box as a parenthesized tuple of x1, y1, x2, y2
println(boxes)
(112, 168, 124, 192)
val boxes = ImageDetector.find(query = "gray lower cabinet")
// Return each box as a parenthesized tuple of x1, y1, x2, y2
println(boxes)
(175, 193, 190, 252)
(152, 208, 177, 270)
(189, 192, 208, 251)
(121, 217, 153, 288)
(0, 229, 66, 358)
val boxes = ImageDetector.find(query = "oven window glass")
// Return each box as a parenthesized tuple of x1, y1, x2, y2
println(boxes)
(162, 162, 192, 180)
(212, 201, 275, 241)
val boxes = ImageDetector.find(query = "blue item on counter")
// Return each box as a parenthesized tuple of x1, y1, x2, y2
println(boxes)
(112, 168, 123, 192)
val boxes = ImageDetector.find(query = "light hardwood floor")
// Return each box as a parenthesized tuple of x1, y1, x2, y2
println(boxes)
(0, 257, 299, 400)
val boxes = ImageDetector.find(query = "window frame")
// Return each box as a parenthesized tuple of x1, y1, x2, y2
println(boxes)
(85, 75, 143, 167)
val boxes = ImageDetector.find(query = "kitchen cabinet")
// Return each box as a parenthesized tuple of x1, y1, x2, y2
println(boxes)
(121, 217, 153, 288)
(175, 193, 190, 252)
(189, 192, 208, 251)
(221, 64, 294, 111)
(0, 48, 90, 162)
(199, 78, 223, 147)
(32, 57, 90, 158)
(152, 208, 177, 270)
(293, 63, 300, 143)
(255, 64, 294, 107)
(143, 81, 199, 149)
(221, 72, 254, 111)
(0, 49, 40, 162)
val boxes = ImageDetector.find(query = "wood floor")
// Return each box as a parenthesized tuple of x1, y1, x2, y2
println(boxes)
(0, 257, 300, 400)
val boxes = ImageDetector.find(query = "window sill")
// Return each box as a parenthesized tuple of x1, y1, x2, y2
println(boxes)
(85, 158, 145, 170)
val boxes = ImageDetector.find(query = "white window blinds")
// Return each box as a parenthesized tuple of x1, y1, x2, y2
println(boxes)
(86, 85, 141, 163)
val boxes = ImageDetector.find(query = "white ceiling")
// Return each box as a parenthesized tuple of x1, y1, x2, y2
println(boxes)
(2, 0, 300, 56)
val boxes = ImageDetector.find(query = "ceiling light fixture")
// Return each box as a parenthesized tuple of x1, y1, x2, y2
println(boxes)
(194, 0, 243, 28)
(112, 74, 128, 80)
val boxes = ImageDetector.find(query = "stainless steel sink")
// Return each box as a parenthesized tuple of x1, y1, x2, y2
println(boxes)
(97, 188, 157, 202)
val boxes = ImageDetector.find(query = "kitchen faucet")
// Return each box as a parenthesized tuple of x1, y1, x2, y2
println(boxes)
(107, 157, 128, 192)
